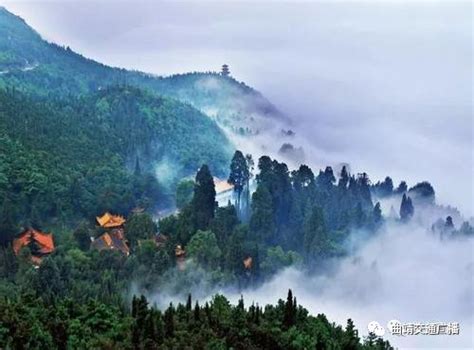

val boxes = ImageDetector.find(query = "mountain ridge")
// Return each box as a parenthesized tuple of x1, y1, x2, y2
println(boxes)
(0, 6, 285, 137)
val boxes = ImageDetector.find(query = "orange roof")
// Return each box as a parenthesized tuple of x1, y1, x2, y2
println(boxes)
(214, 177, 234, 194)
(34, 232, 54, 254)
(13, 228, 55, 256)
(96, 212, 126, 228)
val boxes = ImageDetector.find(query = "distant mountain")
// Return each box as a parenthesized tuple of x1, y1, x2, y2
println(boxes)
(0, 6, 285, 137)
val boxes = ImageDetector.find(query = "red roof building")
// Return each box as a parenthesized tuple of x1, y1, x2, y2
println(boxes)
(13, 228, 55, 264)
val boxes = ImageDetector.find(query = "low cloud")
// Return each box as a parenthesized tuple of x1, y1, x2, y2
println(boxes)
(222, 220, 473, 349)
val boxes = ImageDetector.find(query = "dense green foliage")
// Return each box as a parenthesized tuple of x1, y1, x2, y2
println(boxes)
(0, 86, 230, 235)
(0, 7, 282, 138)
(0, 289, 393, 349)
(0, 6, 234, 234)
(0, 8, 469, 349)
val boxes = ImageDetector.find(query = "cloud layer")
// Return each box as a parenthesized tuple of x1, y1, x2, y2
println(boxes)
(2, 0, 470, 215)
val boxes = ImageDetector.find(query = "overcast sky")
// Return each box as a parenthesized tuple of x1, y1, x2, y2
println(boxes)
(1, 0, 472, 216)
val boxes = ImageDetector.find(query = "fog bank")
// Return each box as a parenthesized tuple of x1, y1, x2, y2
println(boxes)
(224, 223, 473, 349)
(2, 1, 471, 215)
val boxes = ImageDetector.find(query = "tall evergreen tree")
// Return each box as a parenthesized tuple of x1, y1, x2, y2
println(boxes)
(283, 289, 296, 328)
(228, 150, 249, 213)
(164, 303, 175, 338)
(250, 186, 275, 244)
(303, 206, 328, 260)
(342, 318, 360, 350)
(395, 181, 407, 194)
(338, 165, 349, 189)
(192, 164, 216, 230)
(373, 202, 382, 224)
(400, 194, 414, 221)
(292, 164, 315, 192)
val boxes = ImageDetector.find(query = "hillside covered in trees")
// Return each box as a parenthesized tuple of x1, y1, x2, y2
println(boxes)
(0, 289, 394, 349)
(0, 86, 231, 244)
(0, 7, 282, 137)
(0, 6, 471, 349)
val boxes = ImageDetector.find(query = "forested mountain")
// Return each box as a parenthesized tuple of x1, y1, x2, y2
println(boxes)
(0, 6, 237, 232)
(2, 6, 469, 349)
(0, 7, 282, 136)
(0, 86, 230, 242)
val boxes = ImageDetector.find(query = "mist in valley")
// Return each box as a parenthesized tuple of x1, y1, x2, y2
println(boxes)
(2, 1, 472, 348)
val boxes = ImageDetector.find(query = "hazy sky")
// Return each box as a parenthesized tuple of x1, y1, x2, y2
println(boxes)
(1, 2, 471, 348)
(0, 0, 472, 216)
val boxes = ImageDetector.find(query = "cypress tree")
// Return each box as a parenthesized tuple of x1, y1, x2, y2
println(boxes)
(194, 301, 200, 322)
(186, 293, 192, 311)
(164, 303, 175, 338)
(193, 164, 216, 230)
(228, 150, 249, 212)
(283, 289, 295, 328)
(373, 202, 382, 223)
(400, 194, 414, 221)
(338, 165, 349, 189)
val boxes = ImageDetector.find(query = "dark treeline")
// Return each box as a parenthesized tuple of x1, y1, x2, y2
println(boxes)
(0, 289, 393, 349)
(0, 149, 395, 349)
(159, 153, 383, 287)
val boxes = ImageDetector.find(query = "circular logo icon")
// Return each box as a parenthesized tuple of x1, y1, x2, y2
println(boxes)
(368, 321, 385, 336)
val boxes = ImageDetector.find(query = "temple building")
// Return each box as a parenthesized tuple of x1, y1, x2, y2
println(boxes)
(96, 212, 126, 228)
(92, 212, 129, 255)
(91, 230, 130, 256)
(13, 228, 55, 265)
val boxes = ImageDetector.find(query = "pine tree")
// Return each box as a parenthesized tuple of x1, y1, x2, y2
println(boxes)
(400, 194, 414, 221)
(303, 206, 328, 260)
(338, 165, 349, 189)
(283, 289, 295, 328)
(395, 181, 407, 194)
(228, 150, 249, 213)
(193, 164, 216, 230)
(250, 185, 275, 244)
(342, 318, 360, 350)
(164, 303, 175, 338)
(292, 164, 315, 192)
(194, 301, 200, 322)
(373, 202, 382, 224)
(186, 293, 192, 311)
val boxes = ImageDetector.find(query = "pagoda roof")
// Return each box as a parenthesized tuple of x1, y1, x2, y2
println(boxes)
(13, 228, 55, 257)
(96, 212, 126, 228)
